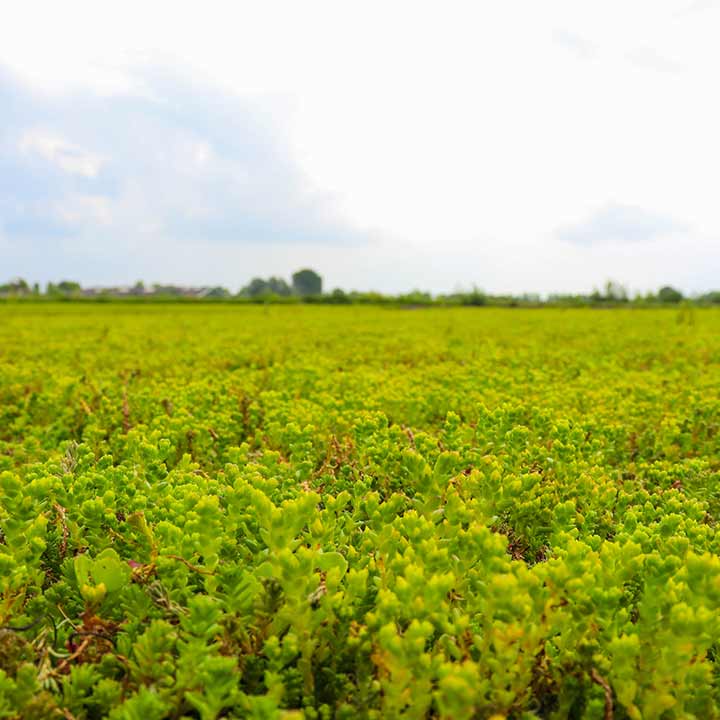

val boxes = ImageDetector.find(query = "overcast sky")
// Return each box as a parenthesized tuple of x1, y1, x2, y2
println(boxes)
(1, 0, 719, 295)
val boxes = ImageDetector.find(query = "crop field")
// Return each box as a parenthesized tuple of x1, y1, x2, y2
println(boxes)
(1, 304, 720, 719)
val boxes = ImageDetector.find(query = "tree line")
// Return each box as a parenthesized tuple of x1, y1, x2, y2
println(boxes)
(0, 269, 323, 300)
(2, 273, 720, 306)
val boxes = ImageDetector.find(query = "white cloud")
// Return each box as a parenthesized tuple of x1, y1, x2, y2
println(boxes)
(626, 47, 684, 73)
(55, 194, 113, 226)
(556, 204, 690, 246)
(0, 68, 375, 293)
(19, 130, 102, 177)
(553, 29, 596, 59)
(680, 0, 720, 15)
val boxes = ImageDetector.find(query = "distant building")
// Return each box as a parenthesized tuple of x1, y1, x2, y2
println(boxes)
(79, 284, 230, 298)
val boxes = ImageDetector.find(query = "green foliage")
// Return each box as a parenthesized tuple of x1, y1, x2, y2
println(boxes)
(291, 269, 322, 296)
(47, 280, 82, 297)
(240, 277, 294, 299)
(1, 304, 720, 717)
(658, 285, 684, 303)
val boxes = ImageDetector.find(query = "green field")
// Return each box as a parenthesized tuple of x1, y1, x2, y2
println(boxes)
(1, 305, 720, 719)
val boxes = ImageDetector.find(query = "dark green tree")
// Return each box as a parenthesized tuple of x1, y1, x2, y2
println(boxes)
(267, 277, 292, 296)
(204, 286, 231, 298)
(658, 286, 683, 304)
(52, 280, 81, 296)
(239, 278, 270, 297)
(292, 268, 322, 296)
(328, 288, 351, 304)
(699, 291, 720, 304)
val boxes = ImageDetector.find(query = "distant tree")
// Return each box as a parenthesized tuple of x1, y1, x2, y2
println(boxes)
(131, 281, 145, 296)
(547, 294, 588, 307)
(462, 286, 487, 306)
(519, 293, 541, 305)
(698, 291, 720, 304)
(658, 285, 684, 304)
(239, 278, 270, 297)
(267, 277, 292, 296)
(204, 286, 231, 298)
(292, 268, 322, 296)
(604, 280, 628, 302)
(589, 280, 628, 303)
(52, 280, 81, 296)
(0, 278, 30, 295)
(397, 290, 433, 306)
(328, 288, 351, 304)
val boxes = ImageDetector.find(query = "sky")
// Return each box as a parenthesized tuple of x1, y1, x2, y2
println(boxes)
(1, 0, 719, 296)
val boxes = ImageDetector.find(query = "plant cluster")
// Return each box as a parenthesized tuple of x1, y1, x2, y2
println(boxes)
(1, 305, 719, 718)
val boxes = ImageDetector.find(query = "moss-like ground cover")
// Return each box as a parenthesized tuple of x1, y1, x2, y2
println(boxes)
(1, 304, 719, 718)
